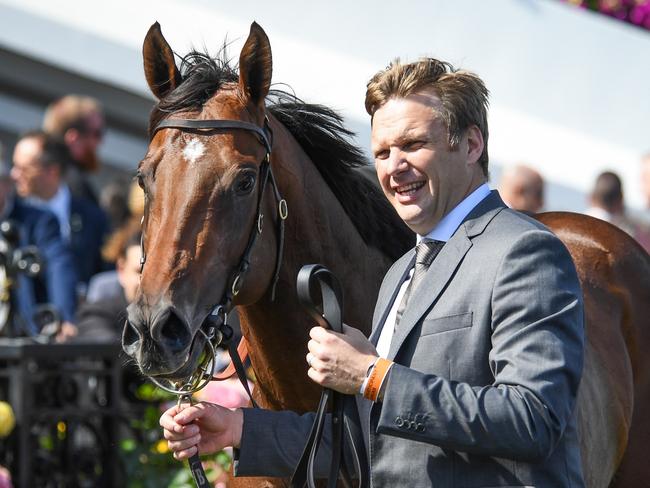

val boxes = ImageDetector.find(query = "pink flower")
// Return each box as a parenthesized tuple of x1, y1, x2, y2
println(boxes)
(0, 466, 13, 488)
(194, 378, 253, 408)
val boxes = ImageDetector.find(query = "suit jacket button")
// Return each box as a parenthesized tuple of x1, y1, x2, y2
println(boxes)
(395, 417, 404, 427)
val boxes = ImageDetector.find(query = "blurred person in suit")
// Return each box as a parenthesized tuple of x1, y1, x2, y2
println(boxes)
(86, 181, 145, 303)
(42, 95, 105, 204)
(498, 163, 545, 214)
(0, 143, 76, 337)
(585, 170, 650, 252)
(11, 130, 109, 298)
(74, 227, 141, 343)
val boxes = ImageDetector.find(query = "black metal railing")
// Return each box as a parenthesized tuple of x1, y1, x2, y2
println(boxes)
(0, 339, 144, 487)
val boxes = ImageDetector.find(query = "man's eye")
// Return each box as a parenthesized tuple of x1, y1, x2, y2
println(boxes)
(405, 141, 425, 151)
(236, 174, 256, 195)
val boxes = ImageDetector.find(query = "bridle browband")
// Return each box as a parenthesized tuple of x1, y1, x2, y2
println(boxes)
(139, 115, 288, 396)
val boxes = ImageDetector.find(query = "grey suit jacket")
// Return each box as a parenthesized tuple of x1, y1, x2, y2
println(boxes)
(235, 191, 586, 488)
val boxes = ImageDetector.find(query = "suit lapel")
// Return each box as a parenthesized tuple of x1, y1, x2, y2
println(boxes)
(386, 191, 507, 360)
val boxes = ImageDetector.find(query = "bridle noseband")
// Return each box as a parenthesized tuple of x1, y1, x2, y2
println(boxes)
(139, 115, 287, 396)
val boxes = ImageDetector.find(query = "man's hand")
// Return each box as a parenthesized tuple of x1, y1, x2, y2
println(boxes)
(160, 402, 243, 460)
(55, 321, 78, 343)
(307, 324, 378, 394)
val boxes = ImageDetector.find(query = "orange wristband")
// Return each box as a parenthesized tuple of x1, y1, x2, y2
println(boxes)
(363, 358, 393, 402)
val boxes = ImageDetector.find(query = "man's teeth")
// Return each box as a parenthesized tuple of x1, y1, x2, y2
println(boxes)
(396, 182, 424, 194)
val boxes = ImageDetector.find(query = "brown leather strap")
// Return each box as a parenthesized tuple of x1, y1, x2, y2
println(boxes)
(213, 337, 250, 380)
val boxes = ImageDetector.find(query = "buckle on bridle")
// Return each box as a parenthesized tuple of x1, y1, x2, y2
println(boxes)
(279, 199, 288, 220)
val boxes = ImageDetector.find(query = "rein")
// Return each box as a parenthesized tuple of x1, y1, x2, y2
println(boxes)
(291, 265, 369, 488)
(139, 115, 287, 487)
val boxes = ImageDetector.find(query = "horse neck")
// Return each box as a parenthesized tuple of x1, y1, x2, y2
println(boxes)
(237, 121, 393, 411)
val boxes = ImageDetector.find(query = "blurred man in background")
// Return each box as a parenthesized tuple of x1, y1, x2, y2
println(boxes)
(0, 142, 76, 337)
(585, 170, 650, 252)
(11, 131, 108, 297)
(498, 164, 545, 214)
(42, 95, 105, 204)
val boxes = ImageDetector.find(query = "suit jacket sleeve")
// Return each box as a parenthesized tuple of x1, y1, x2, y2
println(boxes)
(377, 229, 584, 462)
(36, 211, 78, 323)
(233, 408, 334, 478)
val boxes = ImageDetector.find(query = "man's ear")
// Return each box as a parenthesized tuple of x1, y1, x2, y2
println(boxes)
(63, 128, 80, 147)
(465, 126, 484, 167)
(116, 256, 126, 275)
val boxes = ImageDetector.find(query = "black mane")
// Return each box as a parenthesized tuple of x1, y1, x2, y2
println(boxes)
(149, 50, 414, 261)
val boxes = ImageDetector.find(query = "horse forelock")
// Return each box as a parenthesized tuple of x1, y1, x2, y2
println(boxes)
(149, 48, 238, 138)
(148, 47, 414, 262)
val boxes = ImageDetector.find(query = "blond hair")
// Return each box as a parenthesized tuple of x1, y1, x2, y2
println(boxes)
(365, 58, 490, 174)
(42, 95, 103, 137)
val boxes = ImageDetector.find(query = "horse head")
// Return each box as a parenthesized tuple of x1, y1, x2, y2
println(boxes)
(123, 22, 282, 380)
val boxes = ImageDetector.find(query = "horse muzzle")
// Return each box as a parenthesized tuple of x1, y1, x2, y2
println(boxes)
(122, 302, 200, 378)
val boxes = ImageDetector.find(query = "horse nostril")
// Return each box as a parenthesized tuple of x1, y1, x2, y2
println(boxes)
(152, 310, 191, 353)
(122, 319, 142, 356)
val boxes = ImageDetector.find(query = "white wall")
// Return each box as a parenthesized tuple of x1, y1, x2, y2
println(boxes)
(1, 0, 648, 211)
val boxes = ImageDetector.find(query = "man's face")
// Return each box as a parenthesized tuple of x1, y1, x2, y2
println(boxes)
(371, 90, 485, 235)
(11, 138, 54, 199)
(117, 244, 142, 303)
(82, 112, 105, 153)
(69, 111, 104, 172)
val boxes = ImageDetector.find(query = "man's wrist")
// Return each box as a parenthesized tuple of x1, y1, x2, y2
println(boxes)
(359, 357, 379, 395)
(360, 357, 393, 402)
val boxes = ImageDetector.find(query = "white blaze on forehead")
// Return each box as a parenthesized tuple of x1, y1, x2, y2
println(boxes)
(182, 138, 206, 165)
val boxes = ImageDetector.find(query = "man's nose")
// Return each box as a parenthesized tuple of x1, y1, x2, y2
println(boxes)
(385, 148, 408, 175)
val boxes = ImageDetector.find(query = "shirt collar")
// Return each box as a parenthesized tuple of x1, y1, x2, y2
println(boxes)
(418, 183, 491, 243)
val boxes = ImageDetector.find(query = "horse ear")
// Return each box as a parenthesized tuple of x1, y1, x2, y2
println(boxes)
(143, 22, 182, 100)
(238, 22, 272, 107)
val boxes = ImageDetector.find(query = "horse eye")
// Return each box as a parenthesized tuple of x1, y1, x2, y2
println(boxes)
(136, 173, 145, 190)
(236, 173, 256, 195)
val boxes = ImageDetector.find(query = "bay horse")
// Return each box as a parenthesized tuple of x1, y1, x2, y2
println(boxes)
(123, 22, 650, 488)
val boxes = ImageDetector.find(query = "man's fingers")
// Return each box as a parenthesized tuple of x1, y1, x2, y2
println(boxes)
(163, 423, 199, 440)
(172, 445, 198, 461)
(160, 406, 182, 429)
(307, 366, 326, 386)
(168, 434, 201, 453)
(309, 326, 337, 342)
(174, 404, 206, 425)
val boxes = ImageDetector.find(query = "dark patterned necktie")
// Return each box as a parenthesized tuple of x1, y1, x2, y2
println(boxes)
(395, 239, 445, 327)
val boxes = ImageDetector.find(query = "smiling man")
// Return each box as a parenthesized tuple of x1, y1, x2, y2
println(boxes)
(160, 58, 585, 487)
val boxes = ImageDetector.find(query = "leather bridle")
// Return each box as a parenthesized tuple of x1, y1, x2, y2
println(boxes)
(139, 115, 288, 396)
(141, 116, 287, 307)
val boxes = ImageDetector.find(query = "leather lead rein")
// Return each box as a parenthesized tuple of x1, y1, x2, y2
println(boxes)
(291, 265, 369, 488)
